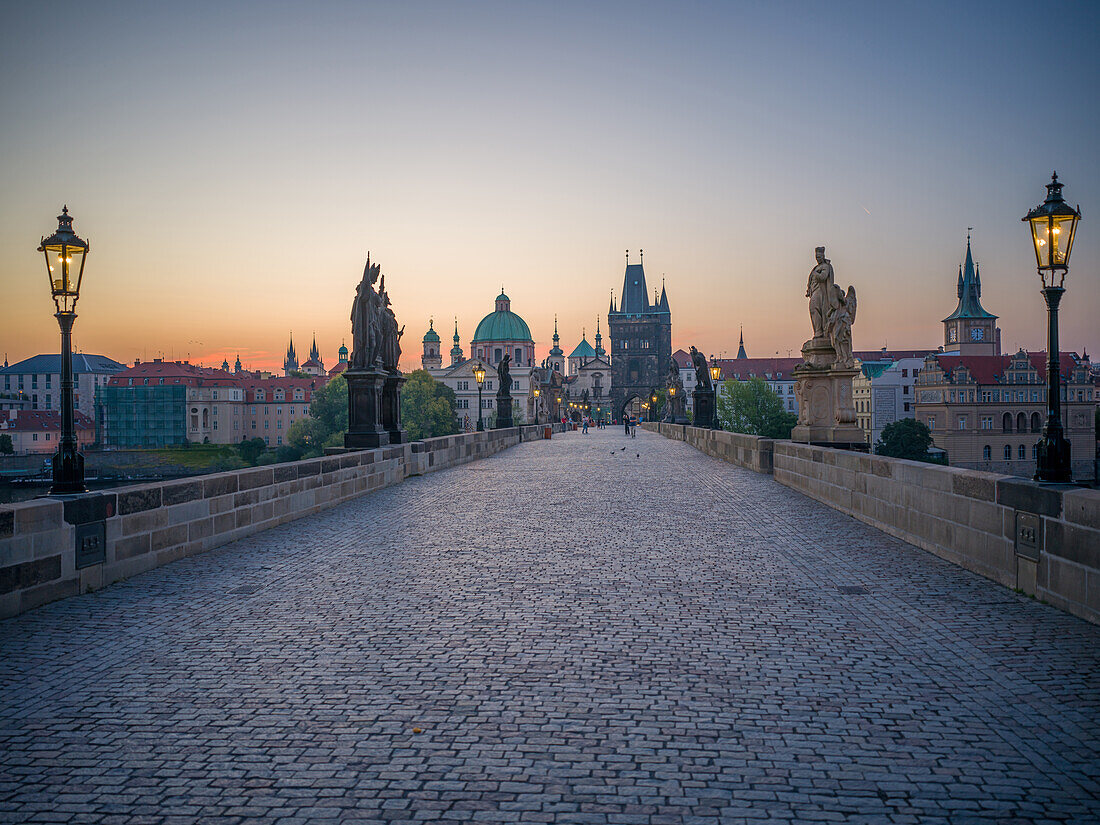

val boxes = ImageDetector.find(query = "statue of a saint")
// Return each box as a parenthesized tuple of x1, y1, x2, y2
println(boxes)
(806, 246, 839, 341)
(689, 346, 711, 391)
(828, 285, 857, 368)
(496, 354, 511, 396)
(350, 257, 382, 369)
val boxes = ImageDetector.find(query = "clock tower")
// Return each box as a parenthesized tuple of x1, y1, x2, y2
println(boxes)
(942, 234, 999, 356)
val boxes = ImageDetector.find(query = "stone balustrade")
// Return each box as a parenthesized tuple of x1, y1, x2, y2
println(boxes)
(1, 424, 559, 619)
(645, 423, 1100, 625)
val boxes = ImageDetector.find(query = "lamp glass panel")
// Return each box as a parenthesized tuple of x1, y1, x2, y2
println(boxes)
(1052, 213, 1078, 266)
(1028, 216, 1049, 269)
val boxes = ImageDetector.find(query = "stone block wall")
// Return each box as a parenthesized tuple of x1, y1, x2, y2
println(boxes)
(0, 424, 557, 619)
(641, 423, 1100, 625)
(639, 422, 774, 473)
(773, 442, 1100, 624)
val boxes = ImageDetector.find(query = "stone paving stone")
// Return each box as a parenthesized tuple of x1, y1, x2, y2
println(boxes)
(1, 427, 1098, 823)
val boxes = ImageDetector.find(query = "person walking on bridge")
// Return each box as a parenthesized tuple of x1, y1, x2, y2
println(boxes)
(624, 415, 631, 436)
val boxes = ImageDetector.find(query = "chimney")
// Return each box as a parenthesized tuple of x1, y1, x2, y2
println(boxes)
(134, 359, 141, 366)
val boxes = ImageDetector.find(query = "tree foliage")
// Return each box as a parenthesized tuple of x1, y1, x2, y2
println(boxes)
(237, 437, 267, 465)
(717, 377, 797, 439)
(402, 370, 459, 440)
(0, 434, 12, 454)
(875, 418, 936, 462)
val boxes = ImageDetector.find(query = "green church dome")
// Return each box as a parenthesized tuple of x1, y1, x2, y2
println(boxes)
(422, 319, 441, 343)
(471, 291, 532, 343)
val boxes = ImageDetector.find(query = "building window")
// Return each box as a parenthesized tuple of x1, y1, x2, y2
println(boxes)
(1018, 444, 1026, 460)
(1002, 412, 1012, 433)
(981, 416, 993, 430)
(902, 369, 908, 377)
(32, 433, 38, 441)
(1032, 444, 1039, 459)
(957, 415, 967, 430)
(928, 416, 935, 431)
(1030, 412, 1041, 432)
(903, 385, 909, 395)
(1003, 444, 1012, 461)
(903, 402, 910, 412)
(983, 445, 991, 460)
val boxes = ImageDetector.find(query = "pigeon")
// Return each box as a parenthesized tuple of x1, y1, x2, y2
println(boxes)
(620, 447, 626, 451)
(636, 453, 640, 458)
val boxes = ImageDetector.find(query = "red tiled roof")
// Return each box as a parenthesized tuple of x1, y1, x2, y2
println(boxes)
(107, 360, 236, 387)
(0, 409, 95, 432)
(932, 352, 1081, 385)
(242, 375, 328, 402)
(674, 349, 803, 380)
(328, 362, 348, 376)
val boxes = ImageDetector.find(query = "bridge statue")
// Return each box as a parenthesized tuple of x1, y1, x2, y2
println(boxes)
(792, 246, 864, 448)
(494, 354, 514, 429)
(664, 357, 687, 424)
(345, 255, 408, 449)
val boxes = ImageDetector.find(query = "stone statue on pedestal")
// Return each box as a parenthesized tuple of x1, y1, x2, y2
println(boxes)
(689, 346, 711, 392)
(792, 247, 865, 449)
(664, 357, 687, 423)
(494, 354, 514, 428)
(345, 255, 408, 449)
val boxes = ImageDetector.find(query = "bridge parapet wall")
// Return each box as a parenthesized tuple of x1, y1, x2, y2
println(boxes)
(644, 423, 1100, 625)
(774, 442, 1100, 624)
(0, 424, 557, 619)
(639, 422, 774, 473)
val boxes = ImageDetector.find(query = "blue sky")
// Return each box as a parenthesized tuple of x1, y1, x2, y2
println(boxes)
(1, 1, 1097, 368)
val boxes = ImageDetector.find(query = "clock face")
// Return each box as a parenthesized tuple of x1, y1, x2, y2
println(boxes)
(970, 327, 984, 341)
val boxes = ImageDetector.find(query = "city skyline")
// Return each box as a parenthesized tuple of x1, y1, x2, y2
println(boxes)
(2, 2, 1098, 371)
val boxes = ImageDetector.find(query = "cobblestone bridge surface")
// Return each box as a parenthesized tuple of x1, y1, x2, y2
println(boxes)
(2, 428, 1099, 824)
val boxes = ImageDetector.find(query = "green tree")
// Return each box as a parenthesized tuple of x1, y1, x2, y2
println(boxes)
(717, 377, 797, 438)
(875, 418, 936, 462)
(237, 437, 267, 465)
(401, 369, 458, 440)
(0, 434, 12, 455)
(287, 369, 309, 379)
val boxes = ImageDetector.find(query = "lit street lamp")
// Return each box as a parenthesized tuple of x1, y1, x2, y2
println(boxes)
(710, 356, 721, 429)
(1023, 172, 1081, 483)
(533, 386, 540, 424)
(473, 362, 486, 431)
(38, 207, 89, 494)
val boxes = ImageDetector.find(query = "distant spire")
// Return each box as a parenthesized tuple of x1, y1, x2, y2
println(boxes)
(609, 289, 616, 313)
(736, 326, 747, 360)
(625, 248, 629, 265)
(639, 248, 644, 264)
(453, 317, 460, 343)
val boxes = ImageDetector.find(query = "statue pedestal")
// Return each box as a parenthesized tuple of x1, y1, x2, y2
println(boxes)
(382, 373, 408, 444)
(344, 368, 390, 449)
(494, 393, 514, 429)
(692, 389, 716, 429)
(791, 338, 865, 448)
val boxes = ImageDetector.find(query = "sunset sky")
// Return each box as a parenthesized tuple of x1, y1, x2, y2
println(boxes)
(2, 1, 1097, 373)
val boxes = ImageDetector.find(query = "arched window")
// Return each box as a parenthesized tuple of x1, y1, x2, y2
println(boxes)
(1003, 444, 1012, 460)
(1017, 412, 1026, 432)
(494, 348, 502, 363)
(1002, 412, 1012, 433)
(1032, 444, 1039, 459)
(1018, 444, 1026, 460)
(1031, 412, 1041, 432)
(983, 445, 991, 460)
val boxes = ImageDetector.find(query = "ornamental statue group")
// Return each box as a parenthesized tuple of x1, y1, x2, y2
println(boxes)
(344, 256, 408, 449)
(793, 246, 865, 447)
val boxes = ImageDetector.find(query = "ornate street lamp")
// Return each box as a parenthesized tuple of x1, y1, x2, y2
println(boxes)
(710, 356, 722, 429)
(473, 362, 486, 431)
(38, 207, 89, 494)
(1024, 172, 1082, 482)
(532, 385, 540, 424)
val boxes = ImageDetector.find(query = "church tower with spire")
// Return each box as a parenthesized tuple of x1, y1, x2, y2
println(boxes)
(943, 233, 1000, 356)
(608, 249, 672, 418)
(421, 318, 443, 370)
(736, 327, 747, 359)
(283, 334, 299, 376)
(450, 319, 464, 367)
(548, 316, 564, 374)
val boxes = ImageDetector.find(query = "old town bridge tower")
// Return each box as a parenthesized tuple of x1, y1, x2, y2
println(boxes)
(608, 250, 672, 418)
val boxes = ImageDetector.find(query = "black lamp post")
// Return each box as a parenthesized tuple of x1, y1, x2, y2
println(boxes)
(38, 207, 89, 494)
(650, 392, 658, 423)
(473, 362, 486, 431)
(533, 386, 540, 424)
(709, 356, 722, 429)
(1023, 172, 1081, 483)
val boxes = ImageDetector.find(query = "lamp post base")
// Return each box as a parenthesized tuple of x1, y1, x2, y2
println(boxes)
(1035, 430, 1072, 483)
(49, 448, 86, 495)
